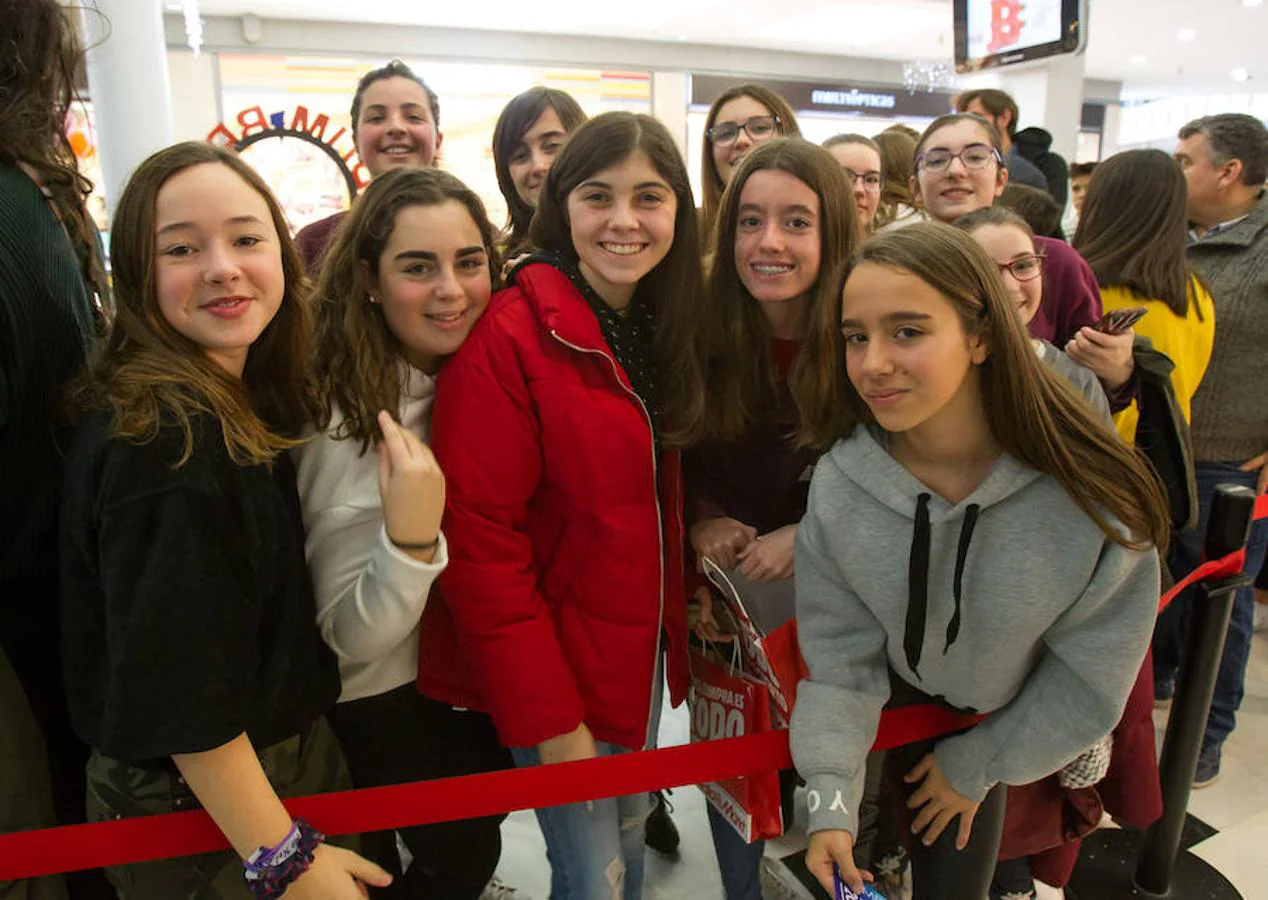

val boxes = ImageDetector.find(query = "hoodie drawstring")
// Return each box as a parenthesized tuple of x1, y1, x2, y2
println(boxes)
(905, 495, 981, 678)
(904, 493, 932, 680)
(946, 504, 981, 654)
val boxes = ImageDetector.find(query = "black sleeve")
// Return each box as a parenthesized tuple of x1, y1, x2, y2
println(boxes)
(93, 465, 263, 760)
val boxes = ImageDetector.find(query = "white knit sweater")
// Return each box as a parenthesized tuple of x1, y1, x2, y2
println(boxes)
(293, 366, 447, 702)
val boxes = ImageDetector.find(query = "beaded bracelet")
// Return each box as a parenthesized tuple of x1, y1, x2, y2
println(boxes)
(243, 818, 324, 899)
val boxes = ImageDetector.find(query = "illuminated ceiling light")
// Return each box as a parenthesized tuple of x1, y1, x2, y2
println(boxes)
(1231, 68, 1252, 82)
(1177, 28, 1197, 41)
(1131, 54, 1147, 65)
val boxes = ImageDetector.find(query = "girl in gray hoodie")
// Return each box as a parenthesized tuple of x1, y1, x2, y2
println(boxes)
(789, 222, 1169, 899)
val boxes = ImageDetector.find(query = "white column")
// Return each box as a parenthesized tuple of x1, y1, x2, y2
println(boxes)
(652, 71, 689, 161)
(167, 50, 221, 143)
(80, 0, 174, 215)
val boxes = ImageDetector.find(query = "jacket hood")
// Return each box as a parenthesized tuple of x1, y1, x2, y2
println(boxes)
(824, 425, 1044, 679)
(1014, 127, 1054, 153)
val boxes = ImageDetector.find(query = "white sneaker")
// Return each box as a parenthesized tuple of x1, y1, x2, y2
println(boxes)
(480, 876, 530, 900)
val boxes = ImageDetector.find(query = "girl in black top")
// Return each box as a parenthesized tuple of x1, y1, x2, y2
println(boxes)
(60, 141, 389, 899)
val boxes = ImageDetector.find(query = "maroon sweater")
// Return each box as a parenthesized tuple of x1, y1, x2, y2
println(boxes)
(294, 211, 347, 275)
(1031, 237, 1102, 346)
(683, 339, 819, 535)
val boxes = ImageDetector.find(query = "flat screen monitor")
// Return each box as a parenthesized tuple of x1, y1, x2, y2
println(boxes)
(954, 0, 1088, 72)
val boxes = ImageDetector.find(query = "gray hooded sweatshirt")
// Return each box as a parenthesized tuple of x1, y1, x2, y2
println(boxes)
(790, 425, 1160, 837)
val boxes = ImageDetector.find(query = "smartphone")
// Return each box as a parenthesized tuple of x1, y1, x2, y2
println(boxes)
(1094, 306, 1148, 335)
(833, 864, 887, 900)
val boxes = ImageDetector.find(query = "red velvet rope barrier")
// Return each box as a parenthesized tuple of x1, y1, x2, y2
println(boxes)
(3, 493, 1264, 881)
(0, 705, 981, 880)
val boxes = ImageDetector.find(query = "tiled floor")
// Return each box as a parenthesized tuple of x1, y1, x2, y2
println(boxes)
(493, 628, 1268, 899)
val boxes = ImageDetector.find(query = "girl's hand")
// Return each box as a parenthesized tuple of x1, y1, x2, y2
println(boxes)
(376, 410, 446, 563)
(807, 829, 872, 896)
(736, 525, 797, 583)
(904, 753, 981, 849)
(1065, 326, 1135, 390)
(285, 844, 392, 898)
(689, 517, 757, 571)
(537, 722, 597, 765)
(689, 585, 735, 643)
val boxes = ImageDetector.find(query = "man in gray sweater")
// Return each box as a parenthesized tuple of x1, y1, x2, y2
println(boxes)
(1157, 113, 1268, 786)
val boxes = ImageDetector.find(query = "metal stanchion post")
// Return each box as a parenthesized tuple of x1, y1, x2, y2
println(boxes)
(1133, 484, 1255, 898)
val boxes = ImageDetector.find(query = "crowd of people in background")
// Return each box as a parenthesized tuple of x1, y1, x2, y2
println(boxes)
(4, 2, 1268, 900)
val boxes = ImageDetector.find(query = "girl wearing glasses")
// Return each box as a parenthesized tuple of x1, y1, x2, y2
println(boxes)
(701, 85, 801, 240)
(823, 134, 883, 235)
(911, 114, 1135, 405)
(792, 223, 1166, 900)
(956, 208, 1108, 419)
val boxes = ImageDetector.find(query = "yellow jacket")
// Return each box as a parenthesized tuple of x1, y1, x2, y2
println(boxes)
(1103, 279, 1215, 444)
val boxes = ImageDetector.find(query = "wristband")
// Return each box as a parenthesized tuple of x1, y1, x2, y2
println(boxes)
(243, 818, 323, 899)
(391, 534, 440, 551)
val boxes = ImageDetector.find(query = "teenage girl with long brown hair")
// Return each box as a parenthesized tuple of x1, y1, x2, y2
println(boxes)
(420, 112, 703, 899)
(666, 136, 860, 899)
(299, 166, 514, 898)
(791, 223, 1168, 900)
(60, 142, 389, 898)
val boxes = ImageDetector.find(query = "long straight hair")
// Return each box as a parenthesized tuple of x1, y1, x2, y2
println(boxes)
(700, 85, 802, 237)
(801, 222, 1170, 551)
(492, 87, 587, 251)
(310, 167, 500, 451)
(75, 142, 313, 466)
(664, 138, 858, 450)
(531, 112, 703, 375)
(1073, 149, 1201, 319)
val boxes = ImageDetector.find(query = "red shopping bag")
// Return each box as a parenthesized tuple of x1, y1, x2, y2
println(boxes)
(701, 559, 809, 729)
(689, 644, 784, 842)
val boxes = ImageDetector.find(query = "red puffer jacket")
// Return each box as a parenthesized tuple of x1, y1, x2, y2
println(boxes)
(418, 262, 689, 751)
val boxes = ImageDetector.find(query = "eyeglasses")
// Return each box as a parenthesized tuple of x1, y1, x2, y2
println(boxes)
(844, 168, 883, 191)
(997, 253, 1046, 282)
(708, 115, 781, 147)
(916, 144, 1002, 173)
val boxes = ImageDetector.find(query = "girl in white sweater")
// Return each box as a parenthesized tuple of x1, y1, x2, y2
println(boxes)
(295, 167, 509, 898)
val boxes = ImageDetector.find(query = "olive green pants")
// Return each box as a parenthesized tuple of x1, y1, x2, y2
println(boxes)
(0, 647, 67, 900)
(86, 718, 356, 899)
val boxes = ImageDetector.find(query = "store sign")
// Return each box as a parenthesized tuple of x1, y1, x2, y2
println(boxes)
(206, 105, 367, 197)
(691, 75, 954, 120)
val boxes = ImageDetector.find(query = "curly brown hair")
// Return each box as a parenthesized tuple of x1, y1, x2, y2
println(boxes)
(75, 143, 314, 467)
(310, 167, 501, 452)
(0, 0, 109, 308)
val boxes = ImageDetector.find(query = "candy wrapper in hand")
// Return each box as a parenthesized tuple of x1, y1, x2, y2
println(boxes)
(833, 864, 887, 900)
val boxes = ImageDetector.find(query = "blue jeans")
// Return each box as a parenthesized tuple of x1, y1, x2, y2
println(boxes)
(1154, 462, 1268, 751)
(511, 742, 652, 900)
(707, 802, 763, 900)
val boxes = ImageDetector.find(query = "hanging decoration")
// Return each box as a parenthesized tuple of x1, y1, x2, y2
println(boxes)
(182, 0, 204, 57)
(902, 58, 957, 94)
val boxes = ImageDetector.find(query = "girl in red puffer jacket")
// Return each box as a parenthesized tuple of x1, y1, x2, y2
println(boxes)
(420, 111, 703, 900)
